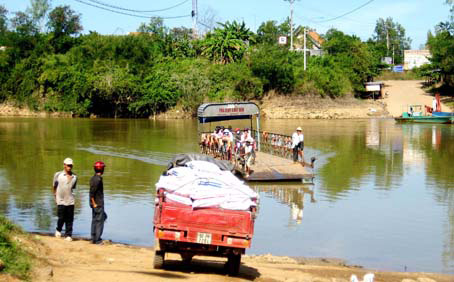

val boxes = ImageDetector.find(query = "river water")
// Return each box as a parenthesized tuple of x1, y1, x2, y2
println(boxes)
(0, 118, 453, 274)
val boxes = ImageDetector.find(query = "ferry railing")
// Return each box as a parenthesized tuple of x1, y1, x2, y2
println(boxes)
(251, 130, 298, 161)
(199, 130, 301, 162)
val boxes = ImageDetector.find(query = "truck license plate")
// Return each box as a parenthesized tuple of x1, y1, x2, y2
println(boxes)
(196, 232, 212, 244)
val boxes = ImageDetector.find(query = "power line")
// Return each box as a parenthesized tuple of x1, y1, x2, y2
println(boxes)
(294, 13, 374, 37)
(85, 0, 190, 13)
(299, 2, 376, 26)
(315, 0, 376, 23)
(74, 0, 191, 19)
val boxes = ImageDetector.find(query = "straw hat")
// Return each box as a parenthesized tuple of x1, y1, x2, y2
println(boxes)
(296, 127, 302, 131)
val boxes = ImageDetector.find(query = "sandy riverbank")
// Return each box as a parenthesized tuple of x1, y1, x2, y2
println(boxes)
(2, 80, 452, 119)
(0, 104, 71, 118)
(3, 234, 452, 282)
(259, 94, 388, 119)
(154, 95, 389, 120)
(383, 80, 451, 117)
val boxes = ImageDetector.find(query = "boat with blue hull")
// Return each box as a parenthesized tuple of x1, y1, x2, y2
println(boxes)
(432, 111, 454, 117)
(395, 105, 453, 124)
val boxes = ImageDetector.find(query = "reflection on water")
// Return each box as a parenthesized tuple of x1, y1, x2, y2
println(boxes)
(0, 118, 453, 273)
(254, 185, 316, 225)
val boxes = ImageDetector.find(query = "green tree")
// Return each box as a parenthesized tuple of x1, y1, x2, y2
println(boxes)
(47, 5, 82, 37)
(300, 56, 351, 98)
(427, 22, 454, 86)
(202, 21, 252, 64)
(91, 64, 140, 118)
(250, 45, 295, 94)
(0, 5, 7, 35)
(137, 17, 166, 37)
(256, 20, 280, 45)
(11, 12, 38, 36)
(26, 0, 51, 31)
(447, 0, 454, 18)
(324, 29, 379, 92)
(9, 11, 41, 59)
(47, 5, 82, 53)
(169, 26, 192, 41)
(166, 27, 196, 58)
(371, 17, 411, 64)
(129, 63, 179, 116)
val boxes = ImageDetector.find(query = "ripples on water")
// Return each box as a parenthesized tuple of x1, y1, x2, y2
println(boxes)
(78, 145, 175, 166)
(0, 118, 453, 274)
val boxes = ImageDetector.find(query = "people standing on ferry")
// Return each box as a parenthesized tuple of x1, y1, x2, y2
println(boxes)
(244, 139, 255, 177)
(241, 128, 251, 145)
(291, 127, 304, 164)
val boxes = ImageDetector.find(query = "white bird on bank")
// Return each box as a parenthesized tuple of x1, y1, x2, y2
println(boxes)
(350, 273, 374, 282)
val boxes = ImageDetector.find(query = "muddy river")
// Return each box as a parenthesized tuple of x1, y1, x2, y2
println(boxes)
(0, 118, 453, 273)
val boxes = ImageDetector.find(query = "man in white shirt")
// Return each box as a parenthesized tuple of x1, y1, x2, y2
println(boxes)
(244, 139, 254, 177)
(240, 128, 250, 144)
(432, 97, 438, 113)
(291, 127, 304, 164)
(53, 158, 77, 241)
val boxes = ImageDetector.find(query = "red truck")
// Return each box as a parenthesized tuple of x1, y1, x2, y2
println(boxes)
(153, 188, 257, 275)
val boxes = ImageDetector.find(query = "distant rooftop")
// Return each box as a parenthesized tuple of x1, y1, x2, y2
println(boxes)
(307, 31, 324, 46)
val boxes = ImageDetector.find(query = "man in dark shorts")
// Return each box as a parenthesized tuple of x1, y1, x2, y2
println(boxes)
(291, 127, 304, 164)
(53, 158, 77, 241)
(90, 161, 107, 244)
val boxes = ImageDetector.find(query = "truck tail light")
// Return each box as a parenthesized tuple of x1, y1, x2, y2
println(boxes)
(226, 237, 250, 247)
(157, 230, 181, 241)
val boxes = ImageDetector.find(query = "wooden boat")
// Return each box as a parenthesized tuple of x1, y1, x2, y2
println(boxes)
(395, 105, 452, 124)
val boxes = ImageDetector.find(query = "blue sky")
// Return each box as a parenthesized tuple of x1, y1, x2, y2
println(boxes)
(1, 0, 452, 48)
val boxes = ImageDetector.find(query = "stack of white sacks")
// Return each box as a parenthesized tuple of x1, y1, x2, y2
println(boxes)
(156, 160, 258, 211)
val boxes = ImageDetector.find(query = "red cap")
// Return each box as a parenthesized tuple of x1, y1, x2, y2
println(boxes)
(94, 161, 105, 170)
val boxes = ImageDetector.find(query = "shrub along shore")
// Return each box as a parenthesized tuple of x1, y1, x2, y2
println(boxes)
(0, 216, 31, 280)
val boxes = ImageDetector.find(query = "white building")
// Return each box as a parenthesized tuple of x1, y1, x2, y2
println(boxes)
(404, 50, 431, 70)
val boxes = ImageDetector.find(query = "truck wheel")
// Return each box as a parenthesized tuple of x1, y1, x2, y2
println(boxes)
(153, 250, 165, 269)
(227, 254, 241, 276)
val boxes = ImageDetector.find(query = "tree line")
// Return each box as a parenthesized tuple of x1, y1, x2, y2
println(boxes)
(0, 1, 413, 117)
(425, 0, 454, 88)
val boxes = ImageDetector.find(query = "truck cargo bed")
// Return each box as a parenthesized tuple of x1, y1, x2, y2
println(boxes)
(154, 195, 255, 249)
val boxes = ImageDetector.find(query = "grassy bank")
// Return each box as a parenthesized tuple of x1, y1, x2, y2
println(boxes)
(0, 216, 31, 280)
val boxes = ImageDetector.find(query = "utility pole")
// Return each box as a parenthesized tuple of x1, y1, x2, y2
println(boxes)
(392, 44, 395, 65)
(386, 28, 390, 54)
(284, 0, 297, 51)
(192, 0, 198, 39)
(290, 0, 294, 50)
(303, 27, 307, 71)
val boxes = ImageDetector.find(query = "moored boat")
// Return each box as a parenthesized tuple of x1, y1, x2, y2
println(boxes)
(395, 105, 452, 124)
(395, 115, 452, 124)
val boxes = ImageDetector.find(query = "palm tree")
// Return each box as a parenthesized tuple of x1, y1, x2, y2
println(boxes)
(202, 21, 253, 64)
